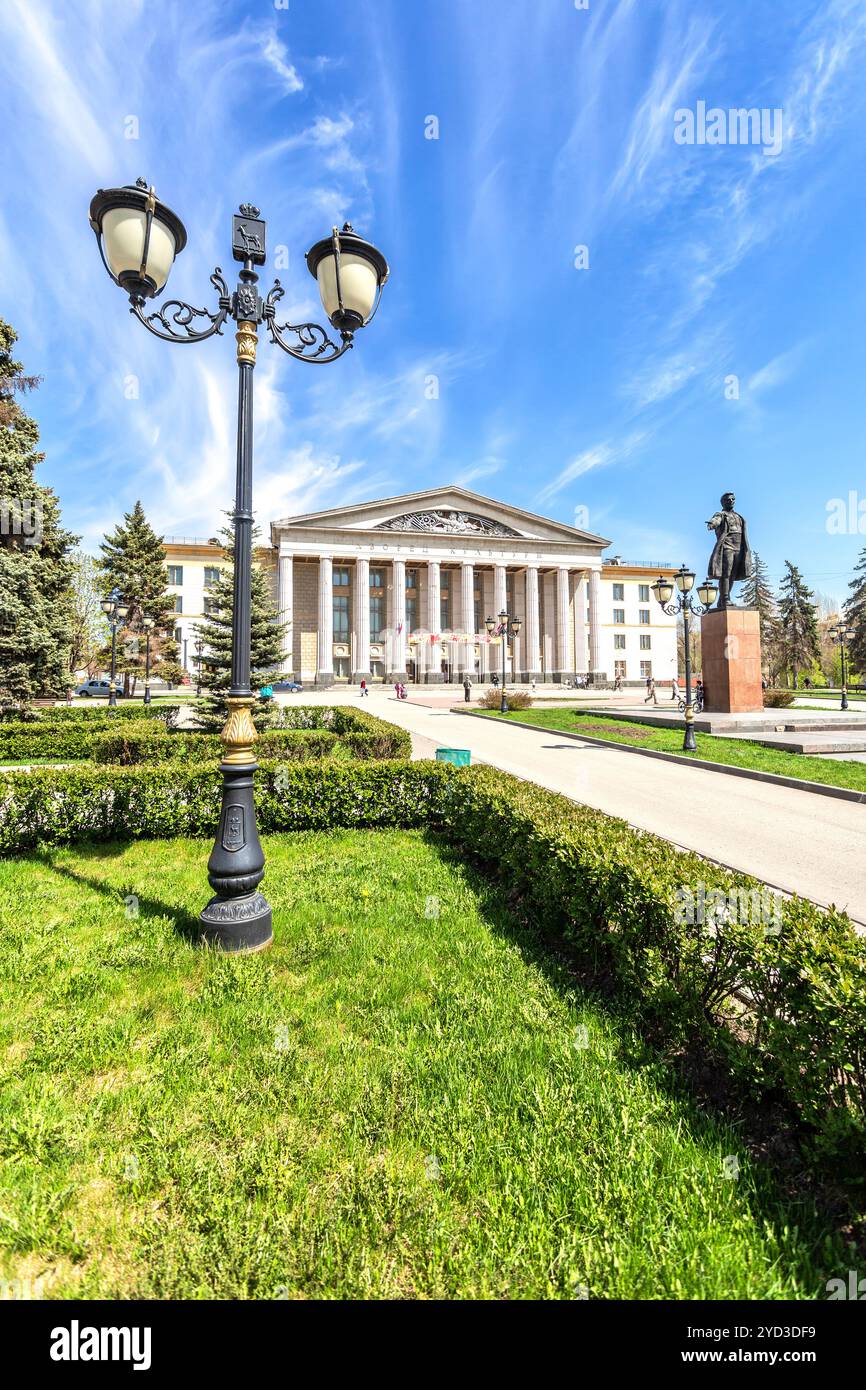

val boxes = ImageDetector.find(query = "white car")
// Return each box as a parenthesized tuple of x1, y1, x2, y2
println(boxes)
(74, 679, 115, 698)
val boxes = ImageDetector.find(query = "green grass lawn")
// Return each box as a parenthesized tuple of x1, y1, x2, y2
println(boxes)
(0, 830, 845, 1300)
(477, 708, 866, 793)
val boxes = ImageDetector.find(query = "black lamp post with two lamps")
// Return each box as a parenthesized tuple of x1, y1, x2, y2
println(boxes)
(142, 616, 154, 706)
(485, 610, 522, 714)
(89, 178, 389, 953)
(828, 622, 856, 711)
(100, 587, 129, 708)
(651, 566, 718, 751)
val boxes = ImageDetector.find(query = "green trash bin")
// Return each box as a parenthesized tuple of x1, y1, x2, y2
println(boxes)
(435, 748, 471, 767)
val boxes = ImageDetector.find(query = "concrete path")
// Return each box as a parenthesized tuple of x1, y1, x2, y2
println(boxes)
(356, 692, 866, 924)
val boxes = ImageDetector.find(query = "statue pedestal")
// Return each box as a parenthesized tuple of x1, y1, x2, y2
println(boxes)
(700, 608, 763, 713)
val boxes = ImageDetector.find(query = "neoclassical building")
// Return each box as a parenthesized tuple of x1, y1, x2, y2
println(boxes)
(268, 486, 679, 686)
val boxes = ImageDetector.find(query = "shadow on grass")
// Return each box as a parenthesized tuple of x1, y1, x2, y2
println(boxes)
(420, 827, 857, 1285)
(32, 843, 203, 943)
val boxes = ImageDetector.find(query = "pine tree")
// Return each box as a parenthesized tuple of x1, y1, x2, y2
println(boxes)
(0, 319, 78, 704)
(777, 561, 820, 688)
(194, 520, 285, 732)
(844, 548, 866, 680)
(98, 501, 178, 696)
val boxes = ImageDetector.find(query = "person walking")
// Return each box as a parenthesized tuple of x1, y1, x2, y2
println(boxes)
(670, 676, 680, 702)
(644, 676, 658, 706)
(530, 678, 537, 694)
(360, 678, 368, 697)
(613, 673, 623, 693)
(463, 676, 472, 704)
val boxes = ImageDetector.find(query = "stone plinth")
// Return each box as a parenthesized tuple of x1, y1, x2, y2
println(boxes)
(700, 607, 763, 713)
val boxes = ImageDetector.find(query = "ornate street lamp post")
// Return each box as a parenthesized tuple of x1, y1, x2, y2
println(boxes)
(194, 637, 205, 699)
(651, 566, 718, 751)
(89, 179, 389, 953)
(100, 587, 129, 708)
(142, 616, 154, 706)
(485, 609, 522, 714)
(828, 623, 856, 711)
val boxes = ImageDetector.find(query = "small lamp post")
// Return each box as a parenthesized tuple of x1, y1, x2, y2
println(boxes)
(194, 638, 205, 699)
(651, 566, 717, 751)
(485, 609, 522, 714)
(828, 623, 856, 711)
(100, 587, 129, 708)
(89, 178, 389, 953)
(142, 616, 155, 706)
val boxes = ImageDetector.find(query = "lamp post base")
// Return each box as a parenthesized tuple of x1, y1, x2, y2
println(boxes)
(200, 891, 273, 953)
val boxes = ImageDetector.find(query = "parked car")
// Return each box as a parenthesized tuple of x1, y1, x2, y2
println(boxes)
(74, 679, 114, 698)
(273, 680, 303, 693)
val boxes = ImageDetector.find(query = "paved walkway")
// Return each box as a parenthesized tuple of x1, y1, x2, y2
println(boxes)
(328, 690, 866, 924)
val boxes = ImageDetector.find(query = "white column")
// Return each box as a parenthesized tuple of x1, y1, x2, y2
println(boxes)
(354, 558, 370, 679)
(427, 560, 441, 632)
(278, 552, 293, 676)
(588, 567, 602, 676)
(390, 558, 407, 677)
(460, 562, 474, 678)
(574, 571, 588, 674)
(525, 566, 540, 677)
(494, 563, 507, 621)
(426, 559, 442, 683)
(461, 563, 474, 633)
(556, 567, 571, 676)
(317, 555, 334, 684)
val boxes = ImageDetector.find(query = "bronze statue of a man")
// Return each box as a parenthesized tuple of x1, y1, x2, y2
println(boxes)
(706, 493, 753, 609)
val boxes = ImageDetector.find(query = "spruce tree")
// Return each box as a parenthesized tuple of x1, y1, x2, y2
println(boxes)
(0, 319, 77, 704)
(194, 519, 284, 732)
(98, 501, 178, 696)
(740, 551, 779, 680)
(777, 561, 820, 688)
(843, 547, 866, 680)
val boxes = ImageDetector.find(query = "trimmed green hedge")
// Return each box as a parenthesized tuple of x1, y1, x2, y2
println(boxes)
(15, 704, 181, 725)
(437, 767, 865, 1163)
(0, 759, 452, 850)
(0, 706, 410, 764)
(1, 754, 862, 1161)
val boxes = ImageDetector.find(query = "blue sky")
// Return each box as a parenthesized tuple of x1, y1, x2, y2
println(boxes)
(2, 0, 865, 608)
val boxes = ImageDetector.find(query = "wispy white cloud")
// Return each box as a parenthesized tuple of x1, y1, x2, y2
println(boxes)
(538, 431, 649, 504)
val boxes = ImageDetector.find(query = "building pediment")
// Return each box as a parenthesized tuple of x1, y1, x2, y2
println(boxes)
(272, 485, 610, 549)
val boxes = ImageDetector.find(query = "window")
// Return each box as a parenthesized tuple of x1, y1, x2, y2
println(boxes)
(639, 583, 650, 602)
(638, 608, 650, 625)
(612, 582, 625, 601)
(370, 567, 385, 638)
(334, 566, 350, 587)
(640, 634, 651, 651)
(167, 565, 183, 585)
(440, 569, 451, 631)
(173, 596, 183, 614)
(333, 594, 350, 640)
(614, 634, 626, 650)
(613, 608, 625, 624)
(614, 659, 627, 679)
(174, 626, 182, 644)
(640, 660, 653, 678)
(204, 566, 221, 587)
